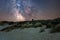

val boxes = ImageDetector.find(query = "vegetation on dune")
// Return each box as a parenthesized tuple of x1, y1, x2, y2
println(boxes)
(50, 24, 60, 33)
(0, 18, 60, 33)
(34, 23, 42, 28)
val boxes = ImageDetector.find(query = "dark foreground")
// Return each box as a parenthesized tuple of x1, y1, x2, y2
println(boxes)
(0, 18, 60, 33)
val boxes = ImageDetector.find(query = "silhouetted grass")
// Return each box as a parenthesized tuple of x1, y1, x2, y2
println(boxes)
(0, 18, 60, 33)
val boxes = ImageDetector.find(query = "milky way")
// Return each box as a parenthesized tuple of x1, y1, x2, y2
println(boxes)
(15, 0, 34, 21)
(11, 0, 34, 21)
(0, 0, 60, 21)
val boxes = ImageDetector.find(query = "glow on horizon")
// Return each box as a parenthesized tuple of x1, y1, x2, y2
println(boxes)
(14, 9, 25, 21)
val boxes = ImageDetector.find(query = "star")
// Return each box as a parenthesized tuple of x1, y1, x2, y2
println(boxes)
(17, 3, 21, 7)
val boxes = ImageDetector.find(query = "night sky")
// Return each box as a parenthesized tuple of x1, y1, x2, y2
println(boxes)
(0, 0, 60, 21)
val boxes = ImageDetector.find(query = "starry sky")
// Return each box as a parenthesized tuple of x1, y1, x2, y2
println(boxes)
(0, 0, 60, 21)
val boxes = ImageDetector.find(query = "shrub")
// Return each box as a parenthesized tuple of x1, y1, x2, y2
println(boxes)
(50, 24, 60, 33)
(26, 23, 33, 27)
(34, 23, 42, 28)
(46, 23, 52, 28)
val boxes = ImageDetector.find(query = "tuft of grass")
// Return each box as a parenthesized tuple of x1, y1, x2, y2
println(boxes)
(46, 23, 52, 28)
(50, 24, 60, 33)
(34, 23, 42, 28)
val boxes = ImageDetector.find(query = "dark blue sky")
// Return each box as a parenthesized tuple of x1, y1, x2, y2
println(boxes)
(0, 0, 60, 21)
